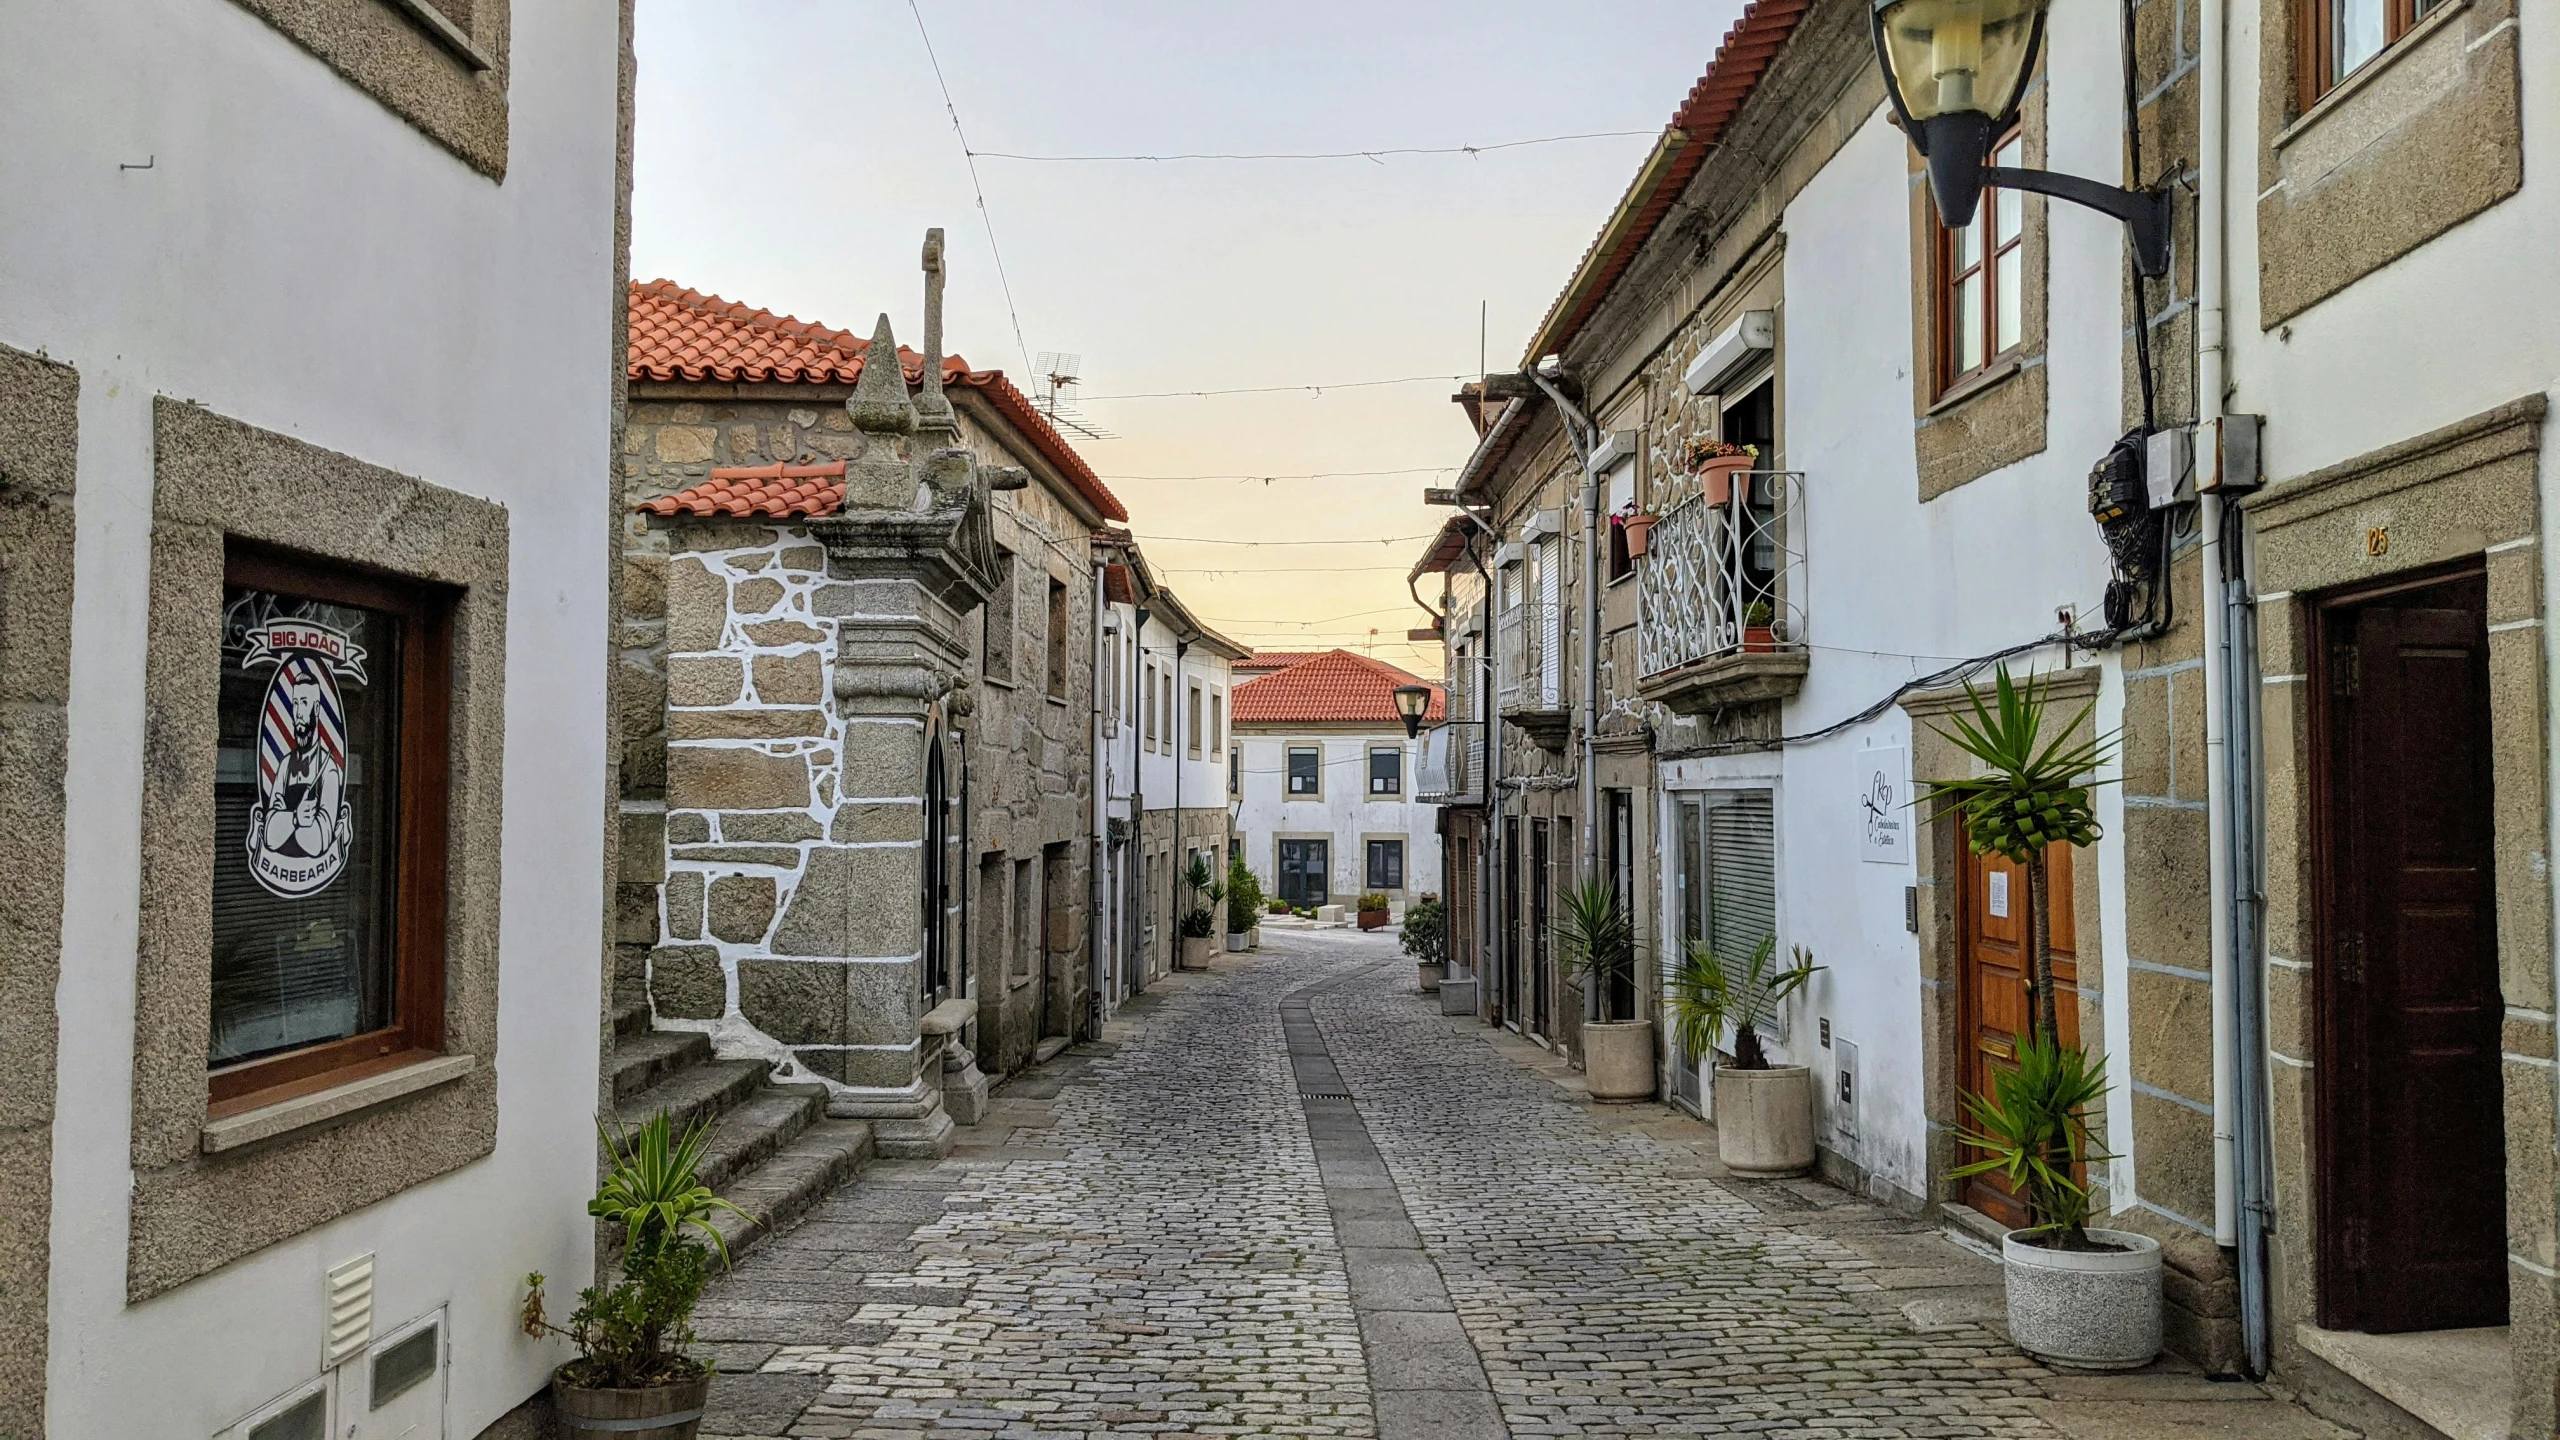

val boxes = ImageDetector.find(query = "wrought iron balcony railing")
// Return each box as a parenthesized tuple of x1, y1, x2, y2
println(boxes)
(1638, 470, 1808, 680)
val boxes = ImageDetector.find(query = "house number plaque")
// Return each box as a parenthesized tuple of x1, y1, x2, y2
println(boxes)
(2365, 525, 2390, 557)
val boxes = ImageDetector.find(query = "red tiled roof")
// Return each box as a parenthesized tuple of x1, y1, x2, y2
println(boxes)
(1232, 650, 1446, 726)
(1235, 651, 1326, 675)
(640, 462, 847, 520)
(628, 280, 1127, 523)
(1519, 0, 1814, 366)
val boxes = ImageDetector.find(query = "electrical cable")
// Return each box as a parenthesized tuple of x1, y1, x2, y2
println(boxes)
(1078, 374, 1469, 401)
(1133, 532, 1436, 547)
(969, 130, 1656, 164)
(905, 0, 1034, 378)
(1101, 466, 1455, 482)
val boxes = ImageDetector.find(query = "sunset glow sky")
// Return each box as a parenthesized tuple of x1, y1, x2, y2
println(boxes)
(632, 1, 1750, 676)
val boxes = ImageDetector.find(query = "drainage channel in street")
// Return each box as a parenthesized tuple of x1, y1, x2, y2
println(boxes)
(1281, 970, 1510, 1440)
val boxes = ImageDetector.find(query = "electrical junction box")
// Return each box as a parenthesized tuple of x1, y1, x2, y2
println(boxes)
(2197, 413, 2264, 494)
(1834, 1038, 1860, 1138)
(2145, 426, 2195, 509)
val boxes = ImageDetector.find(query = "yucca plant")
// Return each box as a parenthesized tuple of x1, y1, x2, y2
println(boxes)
(521, 1113, 745, 1389)
(1915, 664, 2115, 1045)
(1949, 1033, 2115, 1249)
(1664, 935, 1821, 1070)
(1555, 876, 1640, 1022)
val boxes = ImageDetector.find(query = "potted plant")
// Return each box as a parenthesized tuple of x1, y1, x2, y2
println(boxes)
(1622, 510, 1660, 557)
(1685, 437, 1759, 505)
(1224, 856, 1264, 952)
(1179, 854, 1221, 968)
(1667, 936, 1823, 1173)
(1920, 664, 2156, 1370)
(523, 1115, 744, 1439)
(1400, 892, 1448, 992)
(1557, 877, 1654, 1101)
(1741, 598, 1778, 652)
(1356, 891, 1391, 930)
(1268, 898, 1290, 917)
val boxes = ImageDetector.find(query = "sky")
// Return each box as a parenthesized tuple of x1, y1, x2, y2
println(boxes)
(632, 1, 1750, 677)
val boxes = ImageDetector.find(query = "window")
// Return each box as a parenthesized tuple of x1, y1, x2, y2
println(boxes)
(1162, 671, 1175, 753)
(1142, 661, 1156, 745)
(1105, 630, 1120, 735)
(2303, 0, 2444, 102)
(1368, 747, 1402, 796)
(1045, 577, 1070, 700)
(1938, 129, 2026, 389)
(1188, 683, 1204, 757)
(214, 0, 510, 180)
(1287, 746, 1321, 797)
(1367, 839, 1405, 891)
(211, 547, 451, 1114)
(1210, 690, 1225, 753)
(983, 547, 1016, 685)
(1230, 748, 1241, 795)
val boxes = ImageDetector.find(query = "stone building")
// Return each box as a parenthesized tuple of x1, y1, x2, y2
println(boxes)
(1418, 0, 2560, 1428)
(1091, 535, 1244, 1002)
(613, 239, 1128, 1165)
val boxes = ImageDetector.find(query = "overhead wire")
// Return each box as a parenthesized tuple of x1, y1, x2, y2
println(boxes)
(904, 0, 1034, 378)
(1076, 374, 1469, 401)
(967, 129, 1657, 164)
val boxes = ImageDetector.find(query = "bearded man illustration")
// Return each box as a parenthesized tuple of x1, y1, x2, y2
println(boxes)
(247, 650, 353, 897)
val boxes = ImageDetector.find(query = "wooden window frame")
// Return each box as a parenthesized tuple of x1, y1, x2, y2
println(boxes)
(1934, 127, 2028, 395)
(2297, 0, 2439, 108)
(208, 543, 454, 1119)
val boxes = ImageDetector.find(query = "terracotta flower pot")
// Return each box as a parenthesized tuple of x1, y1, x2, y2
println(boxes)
(554, 1368, 712, 1440)
(1623, 513, 1659, 556)
(1743, 624, 1777, 652)
(1697, 454, 1753, 505)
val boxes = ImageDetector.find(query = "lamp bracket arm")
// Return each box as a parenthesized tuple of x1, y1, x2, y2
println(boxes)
(1980, 165, 2173, 280)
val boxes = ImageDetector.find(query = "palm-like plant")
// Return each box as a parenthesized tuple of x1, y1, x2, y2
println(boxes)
(1664, 935, 1821, 1070)
(1915, 664, 2115, 1044)
(590, 1112, 745, 1264)
(1555, 876, 1638, 1022)
(1949, 1033, 2115, 1248)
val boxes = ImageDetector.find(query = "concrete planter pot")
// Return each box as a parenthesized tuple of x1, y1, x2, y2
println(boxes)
(554, 1368, 711, 1439)
(1225, 931, 1249, 952)
(2001, 1228, 2163, 1371)
(1416, 961, 1445, 992)
(1440, 975, 1478, 1015)
(1180, 934, 1213, 970)
(1711, 1064, 1815, 1176)
(1248, 925, 1262, 950)
(1583, 1020, 1656, 1102)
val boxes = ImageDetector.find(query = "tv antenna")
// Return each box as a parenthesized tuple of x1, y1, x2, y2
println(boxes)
(1032, 352, 1118, 441)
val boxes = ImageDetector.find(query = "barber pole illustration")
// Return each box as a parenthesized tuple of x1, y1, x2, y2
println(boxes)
(240, 618, 368, 899)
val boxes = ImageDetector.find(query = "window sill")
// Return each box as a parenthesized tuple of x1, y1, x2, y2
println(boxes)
(2275, 0, 2472, 152)
(981, 674, 1019, 692)
(383, 0, 495, 70)
(200, 1051, 474, 1155)
(1925, 356, 2025, 417)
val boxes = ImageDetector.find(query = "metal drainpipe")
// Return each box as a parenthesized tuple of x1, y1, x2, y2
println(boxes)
(1460, 528, 1498, 1003)
(1089, 563, 1108, 1034)
(1131, 606, 1149, 990)
(1525, 367, 1607, 1026)
(1476, 528, 1505, 1022)
(1171, 636, 1190, 956)
(2193, 0, 2239, 1254)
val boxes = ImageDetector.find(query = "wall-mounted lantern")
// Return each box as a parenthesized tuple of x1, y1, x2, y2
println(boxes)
(1392, 685, 1432, 740)
(1870, 0, 2172, 277)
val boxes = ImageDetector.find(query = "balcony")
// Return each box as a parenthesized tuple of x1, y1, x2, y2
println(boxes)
(1414, 721, 1485, 806)
(1495, 600, 1571, 749)
(1638, 471, 1810, 714)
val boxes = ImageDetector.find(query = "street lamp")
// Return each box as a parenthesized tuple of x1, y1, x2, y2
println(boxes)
(1870, 0, 2172, 278)
(1392, 684, 1432, 740)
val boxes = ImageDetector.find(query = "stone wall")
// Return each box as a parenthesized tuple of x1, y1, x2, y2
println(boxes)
(1139, 806, 1230, 978)
(618, 384, 1101, 1094)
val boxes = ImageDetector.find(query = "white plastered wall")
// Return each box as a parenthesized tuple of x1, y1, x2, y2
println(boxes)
(1, 0, 622, 1434)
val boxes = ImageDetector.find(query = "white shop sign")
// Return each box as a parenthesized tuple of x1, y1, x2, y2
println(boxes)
(1858, 746, 1908, 866)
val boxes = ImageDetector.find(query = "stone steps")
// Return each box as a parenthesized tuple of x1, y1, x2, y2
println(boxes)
(705, 1120, 877, 1256)
(611, 1029, 715, 1101)
(607, 1024, 874, 1267)
(612, 996, 652, 1040)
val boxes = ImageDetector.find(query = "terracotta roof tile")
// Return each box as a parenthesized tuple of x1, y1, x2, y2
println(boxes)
(628, 280, 1127, 523)
(639, 462, 848, 520)
(1232, 649, 1446, 726)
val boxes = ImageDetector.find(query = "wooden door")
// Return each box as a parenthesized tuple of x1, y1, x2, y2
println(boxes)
(1957, 840, 2079, 1228)
(1502, 818, 1521, 1027)
(2314, 568, 2506, 1333)
(1530, 820, 1552, 1038)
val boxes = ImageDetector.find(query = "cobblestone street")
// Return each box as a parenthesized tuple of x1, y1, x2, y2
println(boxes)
(692, 930, 2345, 1440)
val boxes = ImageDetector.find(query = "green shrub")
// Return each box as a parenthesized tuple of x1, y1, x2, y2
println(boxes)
(1357, 891, 1390, 912)
(1225, 855, 1265, 932)
(1399, 895, 1447, 966)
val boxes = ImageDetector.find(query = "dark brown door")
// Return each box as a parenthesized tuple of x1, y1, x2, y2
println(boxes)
(1957, 842, 2078, 1228)
(1530, 819, 1551, 1039)
(1502, 818, 1520, 1027)
(2314, 567, 2506, 1333)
